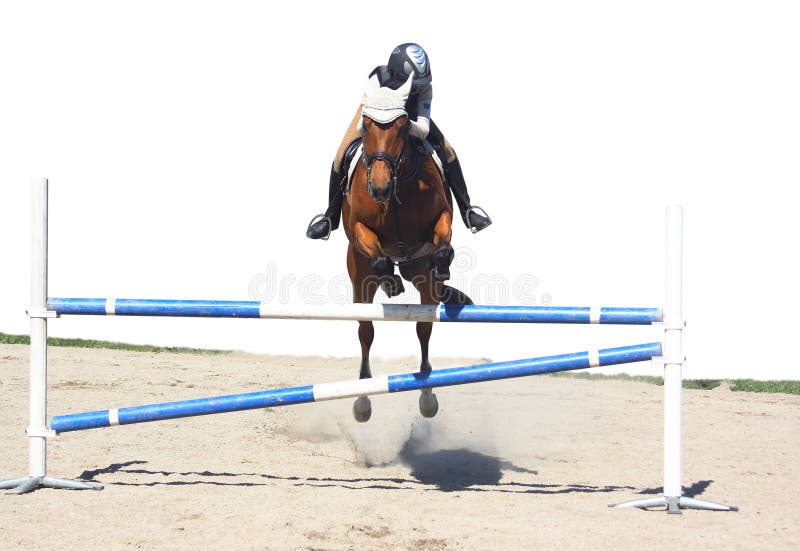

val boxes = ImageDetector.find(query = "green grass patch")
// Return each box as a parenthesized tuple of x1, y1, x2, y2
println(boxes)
(549, 371, 664, 386)
(549, 371, 798, 394)
(682, 379, 723, 390)
(729, 379, 800, 395)
(0, 332, 229, 355)
(0, 333, 30, 345)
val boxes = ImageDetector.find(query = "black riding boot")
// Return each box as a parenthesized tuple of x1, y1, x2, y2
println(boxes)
(444, 157, 492, 233)
(306, 164, 345, 240)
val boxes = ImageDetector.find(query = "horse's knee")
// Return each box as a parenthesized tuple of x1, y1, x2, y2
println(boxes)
(370, 255, 394, 277)
(369, 255, 405, 297)
(434, 244, 454, 266)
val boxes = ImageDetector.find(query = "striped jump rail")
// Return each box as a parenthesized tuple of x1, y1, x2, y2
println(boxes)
(49, 342, 662, 433)
(47, 298, 663, 325)
(5, 180, 736, 511)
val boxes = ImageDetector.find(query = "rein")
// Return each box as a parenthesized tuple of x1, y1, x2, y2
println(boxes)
(391, 142, 424, 261)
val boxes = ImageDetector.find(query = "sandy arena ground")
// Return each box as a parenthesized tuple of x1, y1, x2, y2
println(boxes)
(1, 343, 798, 550)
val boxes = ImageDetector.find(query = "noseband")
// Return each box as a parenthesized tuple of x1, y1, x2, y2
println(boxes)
(362, 119, 409, 205)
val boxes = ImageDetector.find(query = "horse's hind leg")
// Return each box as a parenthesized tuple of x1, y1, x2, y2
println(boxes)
(415, 319, 438, 418)
(352, 319, 374, 422)
(402, 262, 441, 418)
(348, 243, 379, 422)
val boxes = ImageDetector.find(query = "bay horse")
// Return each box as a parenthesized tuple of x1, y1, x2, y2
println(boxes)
(341, 73, 467, 422)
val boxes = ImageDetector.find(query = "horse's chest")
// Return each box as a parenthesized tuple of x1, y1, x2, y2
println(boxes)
(367, 200, 434, 235)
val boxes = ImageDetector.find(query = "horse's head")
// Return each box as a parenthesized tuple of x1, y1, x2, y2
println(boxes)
(358, 73, 413, 204)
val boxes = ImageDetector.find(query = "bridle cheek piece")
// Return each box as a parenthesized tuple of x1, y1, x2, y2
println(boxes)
(362, 119, 409, 205)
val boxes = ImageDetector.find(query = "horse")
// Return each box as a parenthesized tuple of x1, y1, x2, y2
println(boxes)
(341, 73, 469, 422)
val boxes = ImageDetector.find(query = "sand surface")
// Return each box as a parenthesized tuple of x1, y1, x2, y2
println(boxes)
(1, 344, 798, 550)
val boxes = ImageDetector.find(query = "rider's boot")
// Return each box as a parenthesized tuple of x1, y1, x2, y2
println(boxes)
(444, 156, 492, 233)
(306, 164, 345, 240)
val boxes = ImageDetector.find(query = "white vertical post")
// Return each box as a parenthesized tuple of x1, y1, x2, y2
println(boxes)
(28, 177, 49, 478)
(614, 206, 733, 512)
(663, 205, 684, 505)
(1, 179, 99, 493)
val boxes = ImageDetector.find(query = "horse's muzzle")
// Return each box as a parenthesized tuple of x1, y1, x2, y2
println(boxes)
(367, 180, 392, 204)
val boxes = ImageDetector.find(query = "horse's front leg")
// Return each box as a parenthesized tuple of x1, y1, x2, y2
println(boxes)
(353, 220, 405, 297)
(431, 210, 454, 282)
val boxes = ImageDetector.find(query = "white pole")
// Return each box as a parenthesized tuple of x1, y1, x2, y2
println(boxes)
(0, 179, 101, 493)
(28, 177, 49, 479)
(614, 205, 734, 512)
(663, 205, 684, 506)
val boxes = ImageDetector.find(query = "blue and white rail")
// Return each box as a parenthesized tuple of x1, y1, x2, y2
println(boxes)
(47, 298, 662, 325)
(49, 342, 662, 433)
(4, 180, 736, 511)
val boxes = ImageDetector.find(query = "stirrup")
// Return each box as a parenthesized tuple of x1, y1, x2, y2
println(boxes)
(465, 206, 492, 234)
(307, 213, 333, 241)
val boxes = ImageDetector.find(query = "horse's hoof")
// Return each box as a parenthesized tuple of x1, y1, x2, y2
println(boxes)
(419, 390, 439, 418)
(381, 275, 405, 297)
(433, 267, 450, 282)
(441, 285, 474, 306)
(353, 396, 372, 423)
(433, 245, 454, 282)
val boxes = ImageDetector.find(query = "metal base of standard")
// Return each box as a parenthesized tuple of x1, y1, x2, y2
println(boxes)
(0, 476, 102, 495)
(611, 495, 737, 514)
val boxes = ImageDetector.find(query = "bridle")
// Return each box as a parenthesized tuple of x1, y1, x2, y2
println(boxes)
(361, 117, 410, 205)
(360, 115, 427, 260)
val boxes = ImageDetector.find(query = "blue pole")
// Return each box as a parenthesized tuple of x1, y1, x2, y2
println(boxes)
(50, 342, 662, 433)
(47, 298, 662, 325)
(437, 305, 662, 324)
(48, 298, 262, 318)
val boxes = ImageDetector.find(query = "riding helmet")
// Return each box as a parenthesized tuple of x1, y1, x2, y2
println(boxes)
(387, 43, 432, 90)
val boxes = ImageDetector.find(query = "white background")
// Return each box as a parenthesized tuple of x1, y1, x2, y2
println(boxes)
(1, 1, 798, 379)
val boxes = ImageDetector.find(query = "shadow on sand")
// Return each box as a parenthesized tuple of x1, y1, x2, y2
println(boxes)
(78, 452, 635, 496)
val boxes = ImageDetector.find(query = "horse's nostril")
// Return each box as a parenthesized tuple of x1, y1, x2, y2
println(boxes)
(368, 180, 391, 203)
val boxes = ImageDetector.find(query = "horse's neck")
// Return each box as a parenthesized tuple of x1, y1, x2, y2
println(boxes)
(401, 139, 444, 185)
(399, 139, 422, 181)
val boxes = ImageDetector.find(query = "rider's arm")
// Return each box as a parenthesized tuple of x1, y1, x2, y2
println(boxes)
(409, 83, 432, 139)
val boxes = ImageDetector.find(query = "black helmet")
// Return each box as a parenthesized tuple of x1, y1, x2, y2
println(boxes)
(387, 43, 431, 90)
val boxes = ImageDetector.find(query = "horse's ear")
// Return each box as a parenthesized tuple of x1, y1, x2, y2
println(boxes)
(365, 75, 380, 94)
(397, 72, 414, 100)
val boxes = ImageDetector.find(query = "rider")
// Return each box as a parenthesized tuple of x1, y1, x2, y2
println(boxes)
(306, 43, 492, 240)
